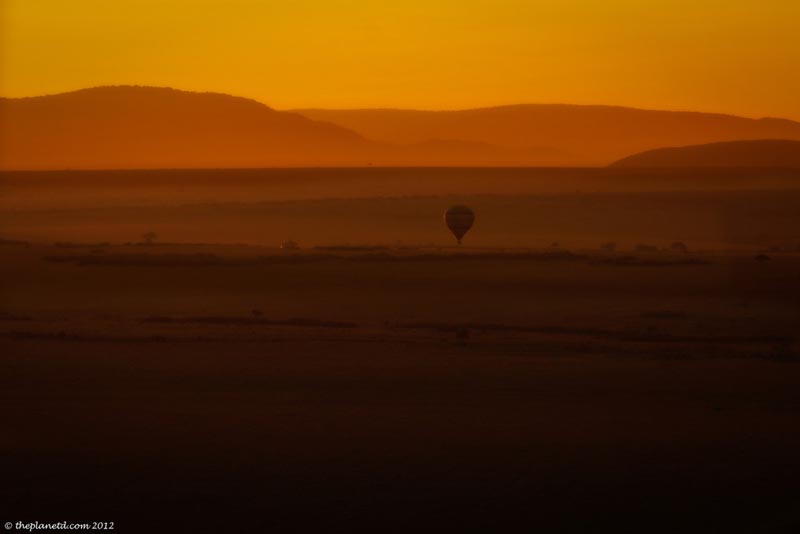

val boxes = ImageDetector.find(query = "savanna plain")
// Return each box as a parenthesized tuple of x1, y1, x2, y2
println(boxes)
(2, 168, 799, 533)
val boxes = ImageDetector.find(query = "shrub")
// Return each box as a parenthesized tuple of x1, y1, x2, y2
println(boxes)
(141, 232, 158, 245)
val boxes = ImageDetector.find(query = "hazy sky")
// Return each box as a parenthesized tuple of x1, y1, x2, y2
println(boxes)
(2, 0, 799, 119)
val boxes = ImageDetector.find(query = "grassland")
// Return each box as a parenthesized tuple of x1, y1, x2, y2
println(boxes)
(2, 168, 799, 532)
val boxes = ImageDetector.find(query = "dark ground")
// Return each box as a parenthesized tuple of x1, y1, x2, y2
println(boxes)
(2, 168, 800, 532)
(1, 243, 799, 533)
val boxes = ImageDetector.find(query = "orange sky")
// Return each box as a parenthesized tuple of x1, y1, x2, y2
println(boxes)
(2, 0, 799, 119)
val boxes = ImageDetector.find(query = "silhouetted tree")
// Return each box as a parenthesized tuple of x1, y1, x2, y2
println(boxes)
(142, 231, 158, 245)
(670, 241, 689, 253)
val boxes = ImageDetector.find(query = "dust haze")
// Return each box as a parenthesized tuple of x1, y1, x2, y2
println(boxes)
(2, 166, 800, 532)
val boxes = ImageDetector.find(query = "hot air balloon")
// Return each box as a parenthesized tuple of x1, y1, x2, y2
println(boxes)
(444, 205, 475, 244)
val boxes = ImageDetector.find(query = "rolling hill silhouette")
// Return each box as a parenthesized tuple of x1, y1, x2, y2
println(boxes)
(0, 86, 375, 170)
(3, 86, 800, 169)
(296, 105, 800, 165)
(610, 139, 800, 168)
(0, 87, 579, 169)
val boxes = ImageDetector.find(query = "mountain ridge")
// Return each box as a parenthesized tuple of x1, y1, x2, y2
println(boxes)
(0, 86, 373, 170)
(609, 139, 800, 168)
(3, 86, 800, 169)
(295, 105, 800, 164)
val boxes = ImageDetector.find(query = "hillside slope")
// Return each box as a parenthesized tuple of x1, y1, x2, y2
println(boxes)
(295, 105, 800, 165)
(4, 87, 800, 169)
(610, 139, 800, 168)
(0, 86, 373, 169)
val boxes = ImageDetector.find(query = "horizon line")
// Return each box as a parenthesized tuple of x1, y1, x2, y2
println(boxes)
(2, 84, 797, 123)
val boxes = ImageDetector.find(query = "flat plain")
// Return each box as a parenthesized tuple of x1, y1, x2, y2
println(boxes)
(2, 168, 799, 532)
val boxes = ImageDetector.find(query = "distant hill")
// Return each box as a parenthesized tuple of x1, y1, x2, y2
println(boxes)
(295, 105, 800, 165)
(4, 86, 800, 169)
(0, 86, 375, 170)
(0, 86, 582, 169)
(610, 140, 800, 168)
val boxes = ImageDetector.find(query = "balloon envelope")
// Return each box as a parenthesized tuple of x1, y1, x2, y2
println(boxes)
(444, 205, 475, 244)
